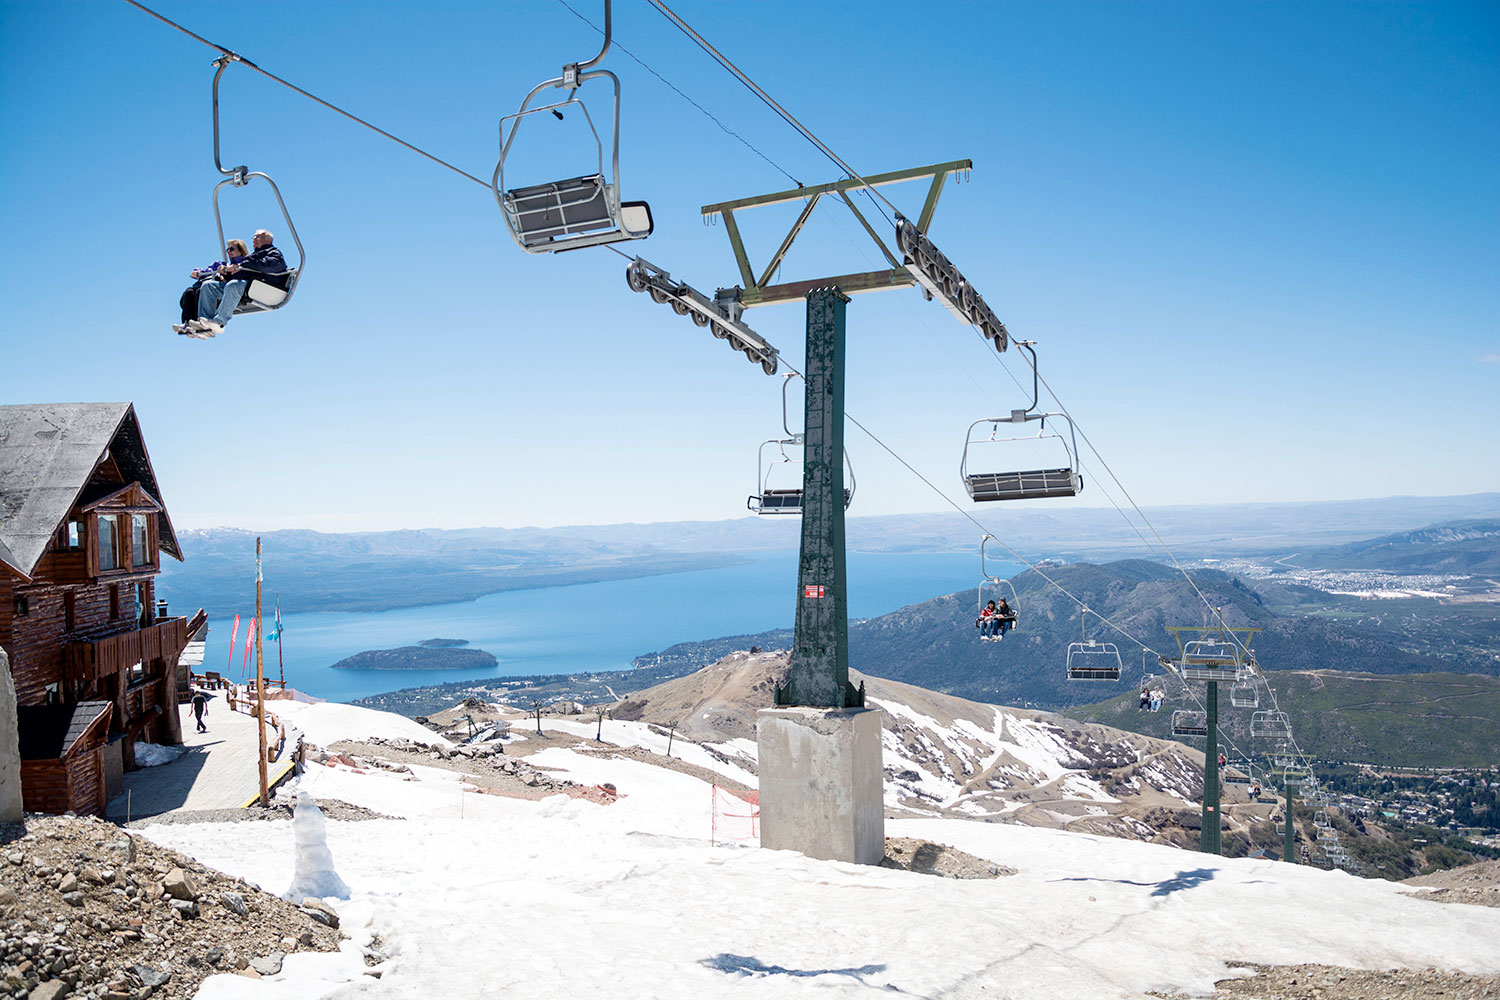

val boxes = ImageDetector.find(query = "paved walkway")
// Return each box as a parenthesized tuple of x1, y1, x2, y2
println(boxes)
(106, 697, 272, 820)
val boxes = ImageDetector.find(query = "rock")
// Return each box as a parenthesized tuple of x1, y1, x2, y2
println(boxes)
(219, 892, 246, 916)
(204, 946, 223, 966)
(78, 867, 105, 885)
(60, 893, 84, 908)
(0, 885, 15, 905)
(57, 874, 78, 894)
(236, 966, 261, 979)
(248, 953, 283, 977)
(131, 966, 169, 989)
(29, 982, 71, 1000)
(161, 869, 197, 902)
(107, 838, 135, 863)
(299, 898, 339, 929)
(167, 900, 197, 918)
(6, 850, 24, 865)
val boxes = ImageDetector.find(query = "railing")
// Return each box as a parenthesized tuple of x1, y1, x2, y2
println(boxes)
(64, 616, 189, 677)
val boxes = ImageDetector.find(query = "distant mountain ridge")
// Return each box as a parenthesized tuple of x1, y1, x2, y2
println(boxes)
(1287, 519, 1500, 574)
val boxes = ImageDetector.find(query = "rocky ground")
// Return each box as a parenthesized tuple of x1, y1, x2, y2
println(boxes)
(1400, 858, 1500, 909)
(880, 838, 1015, 880)
(1155, 963, 1500, 999)
(0, 813, 348, 1000)
(326, 735, 613, 802)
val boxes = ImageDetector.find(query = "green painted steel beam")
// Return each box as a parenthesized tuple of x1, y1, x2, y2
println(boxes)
(757, 192, 823, 289)
(776, 289, 861, 709)
(720, 210, 756, 290)
(701, 160, 972, 217)
(914, 170, 948, 234)
(742, 269, 914, 308)
(837, 191, 902, 270)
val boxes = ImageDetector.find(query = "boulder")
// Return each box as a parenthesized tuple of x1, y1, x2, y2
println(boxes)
(162, 868, 198, 902)
(299, 898, 339, 929)
(219, 891, 247, 916)
(248, 953, 283, 977)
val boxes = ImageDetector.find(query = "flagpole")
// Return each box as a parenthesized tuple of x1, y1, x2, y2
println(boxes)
(275, 594, 284, 690)
(255, 538, 268, 808)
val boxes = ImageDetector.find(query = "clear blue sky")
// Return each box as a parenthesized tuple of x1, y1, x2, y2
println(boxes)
(2, 0, 1496, 531)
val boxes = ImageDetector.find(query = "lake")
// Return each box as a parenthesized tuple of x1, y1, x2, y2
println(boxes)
(203, 550, 1015, 703)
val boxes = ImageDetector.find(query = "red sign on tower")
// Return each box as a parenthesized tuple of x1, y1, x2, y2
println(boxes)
(803, 584, 826, 599)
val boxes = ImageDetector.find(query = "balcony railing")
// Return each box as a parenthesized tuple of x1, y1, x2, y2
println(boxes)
(64, 617, 188, 678)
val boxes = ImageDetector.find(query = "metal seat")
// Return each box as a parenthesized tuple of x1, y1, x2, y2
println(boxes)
(1171, 710, 1208, 737)
(1230, 681, 1259, 708)
(492, 3, 652, 254)
(1251, 710, 1292, 739)
(1065, 611, 1121, 680)
(747, 487, 852, 515)
(748, 375, 853, 516)
(1224, 773, 1252, 784)
(961, 343, 1083, 504)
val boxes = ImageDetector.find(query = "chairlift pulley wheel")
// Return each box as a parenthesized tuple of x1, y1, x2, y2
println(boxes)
(648, 287, 670, 305)
(761, 356, 778, 376)
(670, 298, 690, 316)
(691, 311, 711, 327)
(710, 322, 730, 340)
(625, 263, 648, 293)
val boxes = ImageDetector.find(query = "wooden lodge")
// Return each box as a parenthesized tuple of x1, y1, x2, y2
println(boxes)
(0, 402, 200, 816)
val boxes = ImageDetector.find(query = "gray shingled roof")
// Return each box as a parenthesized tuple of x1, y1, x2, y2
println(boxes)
(16, 701, 113, 759)
(0, 403, 182, 579)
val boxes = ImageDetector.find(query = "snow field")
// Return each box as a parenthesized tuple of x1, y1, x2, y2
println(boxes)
(138, 710, 1500, 999)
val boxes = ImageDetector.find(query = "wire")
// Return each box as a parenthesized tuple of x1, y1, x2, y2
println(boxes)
(642, 0, 899, 226)
(119, 0, 493, 190)
(553, 0, 802, 186)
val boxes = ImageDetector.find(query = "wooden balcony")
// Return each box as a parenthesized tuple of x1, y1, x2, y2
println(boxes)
(64, 616, 189, 678)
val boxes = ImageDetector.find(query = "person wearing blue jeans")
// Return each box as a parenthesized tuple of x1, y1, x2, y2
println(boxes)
(182, 228, 288, 338)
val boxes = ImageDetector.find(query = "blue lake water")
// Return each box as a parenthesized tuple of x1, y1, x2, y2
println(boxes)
(204, 550, 1014, 703)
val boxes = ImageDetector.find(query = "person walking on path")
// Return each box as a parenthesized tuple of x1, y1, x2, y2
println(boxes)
(191, 689, 210, 733)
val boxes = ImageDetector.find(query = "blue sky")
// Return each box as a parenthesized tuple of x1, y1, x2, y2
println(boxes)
(2, 0, 1496, 531)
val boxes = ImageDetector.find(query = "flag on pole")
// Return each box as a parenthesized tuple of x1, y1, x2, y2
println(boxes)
(226, 614, 240, 672)
(265, 600, 282, 642)
(242, 618, 256, 675)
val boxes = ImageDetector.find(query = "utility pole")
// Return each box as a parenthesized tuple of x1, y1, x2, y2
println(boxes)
(255, 538, 268, 808)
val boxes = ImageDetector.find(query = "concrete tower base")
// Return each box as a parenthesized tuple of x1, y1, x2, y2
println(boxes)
(755, 706, 884, 864)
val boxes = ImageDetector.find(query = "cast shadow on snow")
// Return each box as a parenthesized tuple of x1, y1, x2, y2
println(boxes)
(700, 954, 923, 993)
(1051, 867, 1223, 896)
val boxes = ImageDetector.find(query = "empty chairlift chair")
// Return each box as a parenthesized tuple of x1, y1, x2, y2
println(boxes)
(1065, 611, 1121, 680)
(1177, 638, 1246, 682)
(961, 342, 1083, 503)
(491, 1, 652, 254)
(1230, 680, 1259, 708)
(1251, 710, 1292, 739)
(746, 378, 855, 515)
(1171, 710, 1208, 737)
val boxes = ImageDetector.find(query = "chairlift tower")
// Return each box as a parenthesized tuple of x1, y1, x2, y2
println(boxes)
(1167, 624, 1260, 856)
(701, 160, 984, 863)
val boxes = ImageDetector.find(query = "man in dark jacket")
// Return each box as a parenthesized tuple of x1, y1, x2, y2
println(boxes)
(184, 229, 289, 338)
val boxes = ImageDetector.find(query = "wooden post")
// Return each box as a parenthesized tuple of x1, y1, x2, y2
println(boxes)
(255, 539, 268, 807)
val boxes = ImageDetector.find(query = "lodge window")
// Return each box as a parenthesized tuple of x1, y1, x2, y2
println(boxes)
(63, 592, 75, 632)
(98, 514, 119, 570)
(109, 584, 120, 620)
(131, 514, 152, 567)
(12, 595, 28, 616)
(64, 519, 84, 550)
(136, 583, 150, 628)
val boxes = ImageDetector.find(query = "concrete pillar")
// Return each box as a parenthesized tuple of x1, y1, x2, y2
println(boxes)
(756, 706, 884, 864)
(0, 648, 23, 821)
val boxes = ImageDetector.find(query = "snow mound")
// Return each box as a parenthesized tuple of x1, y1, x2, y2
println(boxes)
(284, 791, 350, 901)
(133, 742, 187, 767)
(268, 701, 452, 749)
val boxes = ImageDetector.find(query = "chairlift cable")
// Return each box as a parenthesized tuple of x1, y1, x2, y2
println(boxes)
(642, 0, 900, 225)
(553, 0, 802, 186)
(119, 0, 493, 190)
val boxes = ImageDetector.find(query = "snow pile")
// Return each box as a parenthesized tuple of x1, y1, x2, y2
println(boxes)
(136, 701, 1500, 1000)
(267, 701, 453, 750)
(283, 791, 350, 901)
(132, 742, 187, 767)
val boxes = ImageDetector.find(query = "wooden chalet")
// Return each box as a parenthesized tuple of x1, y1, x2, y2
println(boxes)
(0, 402, 200, 815)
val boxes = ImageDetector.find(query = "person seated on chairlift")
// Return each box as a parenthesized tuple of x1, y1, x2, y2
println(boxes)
(1250, 782, 1262, 798)
(1149, 686, 1165, 712)
(176, 239, 246, 331)
(176, 228, 288, 338)
(1218, 752, 1228, 769)
(995, 598, 1016, 636)
(1139, 686, 1151, 711)
(976, 600, 1001, 641)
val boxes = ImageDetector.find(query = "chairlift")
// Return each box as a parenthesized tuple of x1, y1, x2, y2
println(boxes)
(1251, 710, 1292, 740)
(1178, 637, 1247, 682)
(209, 55, 305, 317)
(975, 535, 1019, 641)
(1066, 610, 1121, 681)
(1230, 680, 1260, 708)
(961, 343, 1083, 502)
(491, 0, 652, 254)
(1171, 710, 1208, 737)
(746, 375, 853, 515)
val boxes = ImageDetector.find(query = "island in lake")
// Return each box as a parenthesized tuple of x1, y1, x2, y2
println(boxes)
(331, 645, 497, 671)
(417, 638, 469, 648)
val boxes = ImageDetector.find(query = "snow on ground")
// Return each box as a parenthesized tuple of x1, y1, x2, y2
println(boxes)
(269, 701, 454, 750)
(139, 706, 1500, 1000)
(538, 717, 759, 786)
(133, 742, 187, 767)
